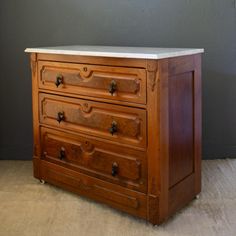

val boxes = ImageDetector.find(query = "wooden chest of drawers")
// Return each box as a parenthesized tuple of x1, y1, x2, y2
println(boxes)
(26, 46, 203, 224)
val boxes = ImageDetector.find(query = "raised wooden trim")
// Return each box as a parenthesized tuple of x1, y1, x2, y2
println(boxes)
(37, 53, 148, 68)
(146, 60, 161, 224)
(38, 88, 147, 109)
(158, 59, 170, 223)
(40, 160, 147, 218)
(30, 53, 41, 178)
(39, 124, 147, 152)
(168, 55, 195, 76)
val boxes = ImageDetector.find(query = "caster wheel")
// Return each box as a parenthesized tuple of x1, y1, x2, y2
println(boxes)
(195, 194, 200, 199)
(39, 179, 45, 184)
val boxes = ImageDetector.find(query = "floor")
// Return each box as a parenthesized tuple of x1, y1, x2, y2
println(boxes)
(0, 159, 235, 236)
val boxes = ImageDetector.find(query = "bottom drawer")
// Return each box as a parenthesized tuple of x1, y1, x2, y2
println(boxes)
(39, 160, 147, 219)
(41, 127, 147, 192)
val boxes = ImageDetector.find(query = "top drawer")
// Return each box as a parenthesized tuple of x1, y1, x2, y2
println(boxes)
(38, 61, 147, 104)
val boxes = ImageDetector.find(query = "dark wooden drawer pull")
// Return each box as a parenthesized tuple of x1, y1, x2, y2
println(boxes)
(109, 121, 118, 135)
(111, 162, 118, 176)
(58, 147, 66, 160)
(55, 75, 63, 87)
(109, 80, 117, 95)
(57, 112, 65, 123)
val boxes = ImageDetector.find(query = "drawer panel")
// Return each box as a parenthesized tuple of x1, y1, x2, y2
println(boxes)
(40, 160, 147, 219)
(38, 61, 146, 104)
(39, 93, 146, 148)
(41, 127, 147, 192)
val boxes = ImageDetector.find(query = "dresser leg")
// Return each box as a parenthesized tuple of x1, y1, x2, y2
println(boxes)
(39, 179, 46, 184)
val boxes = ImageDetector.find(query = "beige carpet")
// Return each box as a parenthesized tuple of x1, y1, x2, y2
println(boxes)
(0, 160, 236, 236)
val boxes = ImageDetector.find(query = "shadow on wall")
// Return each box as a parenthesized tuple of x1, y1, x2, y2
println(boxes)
(203, 69, 236, 159)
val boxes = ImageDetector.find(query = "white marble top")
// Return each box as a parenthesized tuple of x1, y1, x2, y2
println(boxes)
(25, 45, 204, 59)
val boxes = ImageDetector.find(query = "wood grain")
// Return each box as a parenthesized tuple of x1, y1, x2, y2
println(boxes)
(41, 127, 147, 192)
(169, 72, 194, 187)
(30, 53, 41, 179)
(38, 61, 147, 104)
(39, 93, 147, 148)
(27, 52, 202, 225)
(37, 53, 148, 68)
(40, 160, 147, 219)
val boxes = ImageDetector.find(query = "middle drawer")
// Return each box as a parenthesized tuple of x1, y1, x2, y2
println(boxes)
(39, 93, 146, 148)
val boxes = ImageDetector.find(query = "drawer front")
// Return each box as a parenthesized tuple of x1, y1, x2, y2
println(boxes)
(40, 160, 147, 219)
(39, 93, 146, 148)
(41, 127, 147, 192)
(38, 61, 147, 104)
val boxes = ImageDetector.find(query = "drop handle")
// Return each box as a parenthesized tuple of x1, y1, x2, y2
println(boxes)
(109, 121, 118, 135)
(55, 75, 63, 87)
(57, 112, 65, 123)
(58, 147, 66, 160)
(111, 162, 118, 177)
(109, 80, 117, 95)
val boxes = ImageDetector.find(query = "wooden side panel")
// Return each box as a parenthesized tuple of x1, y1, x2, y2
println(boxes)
(169, 72, 194, 187)
(168, 55, 202, 215)
(40, 160, 147, 219)
(147, 55, 202, 224)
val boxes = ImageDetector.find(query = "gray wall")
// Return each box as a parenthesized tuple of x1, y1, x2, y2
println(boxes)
(0, 0, 236, 160)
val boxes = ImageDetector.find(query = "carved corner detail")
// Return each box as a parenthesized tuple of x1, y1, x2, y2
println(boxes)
(150, 73, 158, 92)
(147, 61, 158, 92)
(30, 54, 37, 77)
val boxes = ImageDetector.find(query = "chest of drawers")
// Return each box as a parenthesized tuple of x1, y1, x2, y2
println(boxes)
(26, 46, 203, 224)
